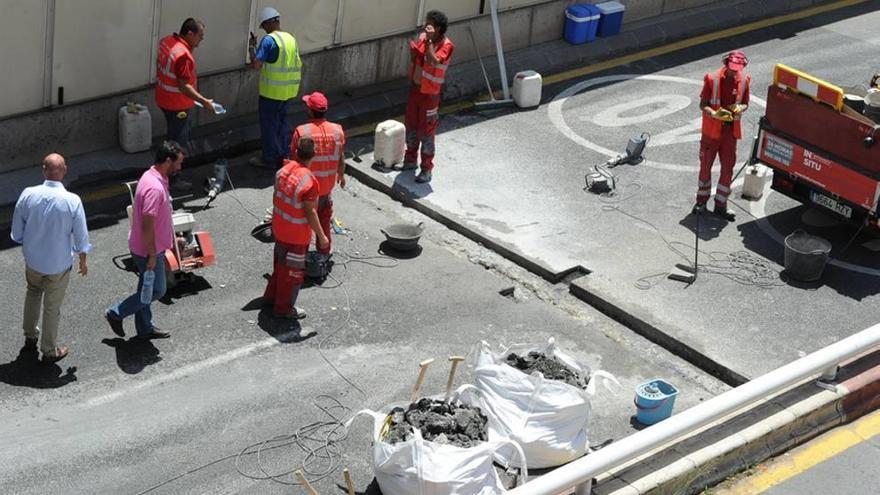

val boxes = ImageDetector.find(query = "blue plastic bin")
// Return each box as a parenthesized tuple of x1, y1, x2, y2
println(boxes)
(596, 1, 626, 37)
(564, 4, 600, 45)
(634, 378, 679, 426)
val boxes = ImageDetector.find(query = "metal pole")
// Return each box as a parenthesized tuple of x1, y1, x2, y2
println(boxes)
(488, 0, 510, 100)
(509, 323, 880, 494)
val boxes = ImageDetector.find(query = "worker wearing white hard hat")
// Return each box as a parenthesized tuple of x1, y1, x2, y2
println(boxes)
(247, 7, 303, 168)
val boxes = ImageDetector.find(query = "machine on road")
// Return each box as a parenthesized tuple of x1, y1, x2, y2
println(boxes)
(750, 64, 880, 232)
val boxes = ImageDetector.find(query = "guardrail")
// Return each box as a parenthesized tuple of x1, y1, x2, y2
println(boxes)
(509, 323, 880, 495)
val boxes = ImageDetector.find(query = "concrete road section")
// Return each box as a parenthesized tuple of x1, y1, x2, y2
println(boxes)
(0, 155, 726, 494)
(347, 3, 880, 383)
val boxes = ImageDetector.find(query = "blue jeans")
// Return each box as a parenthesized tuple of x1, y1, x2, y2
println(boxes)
(258, 96, 293, 164)
(109, 253, 167, 336)
(162, 109, 193, 150)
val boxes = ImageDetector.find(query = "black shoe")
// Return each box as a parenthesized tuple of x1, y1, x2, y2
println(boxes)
(713, 206, 736, 222)
(170, 177, 193, 193)
(138, 327, 171, 339)
(105, 311, 125, 337)
(24, 337, 38, 351)
(272, 307, 307, 320)
(691, 203, 707, 215)
(415, 170, 432, 183)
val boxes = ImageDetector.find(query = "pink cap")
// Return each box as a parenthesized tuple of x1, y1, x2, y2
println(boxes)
(302, 91, 329, 112)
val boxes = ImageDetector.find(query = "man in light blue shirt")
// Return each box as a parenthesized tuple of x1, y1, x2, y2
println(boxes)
(11, 153, 91, 364)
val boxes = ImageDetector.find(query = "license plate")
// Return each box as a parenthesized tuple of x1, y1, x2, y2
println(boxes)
(811, 191, 852, 218)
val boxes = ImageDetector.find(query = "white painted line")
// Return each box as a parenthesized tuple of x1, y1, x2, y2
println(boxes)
(81, 331, 300, 408)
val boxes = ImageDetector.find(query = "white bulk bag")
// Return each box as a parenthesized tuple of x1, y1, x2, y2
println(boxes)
(466, 339, 620, 469)
(348, 395, 528, 495)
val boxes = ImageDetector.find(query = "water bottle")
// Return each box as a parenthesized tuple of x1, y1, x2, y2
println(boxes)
(140, 270, 155, 304)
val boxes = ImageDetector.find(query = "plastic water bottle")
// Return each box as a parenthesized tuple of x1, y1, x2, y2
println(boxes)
(140, 270, 155, 304)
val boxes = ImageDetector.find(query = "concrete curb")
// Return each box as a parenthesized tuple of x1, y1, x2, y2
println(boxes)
(591, 349, 880, 495)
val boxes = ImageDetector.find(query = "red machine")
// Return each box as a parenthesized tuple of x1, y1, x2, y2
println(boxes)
(124, 181, 215, 286)
(749, 64, 880, 231)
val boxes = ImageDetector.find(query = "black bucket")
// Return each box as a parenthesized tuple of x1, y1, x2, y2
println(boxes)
(783, 230, 831, 282)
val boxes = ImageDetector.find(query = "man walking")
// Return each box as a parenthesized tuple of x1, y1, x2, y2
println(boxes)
(694, 50, 751, 221)
(11, 153, 91, 364)
(105, 141, 183, 340)
(291, 92, 345, 257)
(155, 18, 215, 190)
(248, 7, 303, 168)
(404, 10, 454, 184)
(264, 137, 329, 319)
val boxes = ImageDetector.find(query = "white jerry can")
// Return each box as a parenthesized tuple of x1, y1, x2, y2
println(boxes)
(373, 120, 406, 167)
(512, 70, 543, 108)
(742, 164, 770, 200)
(119, 103, 152, 153)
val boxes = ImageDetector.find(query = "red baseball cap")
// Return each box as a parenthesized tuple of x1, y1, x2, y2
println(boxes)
(725, 50, 748, 71)
(302, 91, 329, 112)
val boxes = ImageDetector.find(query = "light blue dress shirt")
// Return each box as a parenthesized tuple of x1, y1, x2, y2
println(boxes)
(10, 180, 92, 275)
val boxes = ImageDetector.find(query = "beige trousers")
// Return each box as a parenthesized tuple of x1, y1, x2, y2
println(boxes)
(23, 266, 71, 356)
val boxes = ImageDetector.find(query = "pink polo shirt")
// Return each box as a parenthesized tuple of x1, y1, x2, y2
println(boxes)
(129, 166, 174, 257)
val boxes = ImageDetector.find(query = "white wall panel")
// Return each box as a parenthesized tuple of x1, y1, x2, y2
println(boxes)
(254, 0, 337, 54)
(340, 0, 419, 44)
(159, 0, 252, 74)
(425, 0, 480, 22)
(0, 0, 48, 116)
(52, 0, 153, 104)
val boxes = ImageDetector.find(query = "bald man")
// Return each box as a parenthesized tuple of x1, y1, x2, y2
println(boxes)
(11, 154, 91, 364)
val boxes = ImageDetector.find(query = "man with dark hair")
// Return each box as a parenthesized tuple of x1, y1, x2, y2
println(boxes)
(291, 92, 345, 257)
(155, 17, 216, 191)
(264, 137, 329, 320)
(105, 141, 184, 340)
(11, 153, 91, 364)
(247, 7, 303, 168)
(403, 10, 454, 184)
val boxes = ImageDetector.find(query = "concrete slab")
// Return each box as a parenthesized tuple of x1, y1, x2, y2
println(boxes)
(345, 5, 880, 382)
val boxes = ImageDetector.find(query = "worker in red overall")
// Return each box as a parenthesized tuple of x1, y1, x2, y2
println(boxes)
(403, 10, 454, 184)
(694, 50, 751, 221)
(291, 92, 345, 257)
(264, 137, 329, 320)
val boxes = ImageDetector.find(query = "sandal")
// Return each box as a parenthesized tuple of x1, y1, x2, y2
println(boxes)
(41, 346, 69, 364)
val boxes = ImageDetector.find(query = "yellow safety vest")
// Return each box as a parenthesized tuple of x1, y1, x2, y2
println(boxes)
(259, 31, 302, 101)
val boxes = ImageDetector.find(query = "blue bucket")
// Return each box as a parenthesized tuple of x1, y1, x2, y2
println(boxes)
(634, 379, 678, 425)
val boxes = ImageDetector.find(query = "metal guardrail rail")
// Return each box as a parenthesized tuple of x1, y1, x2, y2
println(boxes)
(509, 323, 880, 495)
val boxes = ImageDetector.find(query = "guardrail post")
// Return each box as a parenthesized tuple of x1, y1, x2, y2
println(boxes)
(820, 364, 839, 381)
(575, 480, 593, 495)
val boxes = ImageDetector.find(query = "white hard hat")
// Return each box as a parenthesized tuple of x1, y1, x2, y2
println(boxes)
(259, 7, 280, 25)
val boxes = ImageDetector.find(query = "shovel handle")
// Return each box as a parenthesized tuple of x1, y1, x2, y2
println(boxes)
(410, 358, 435, 402)
(295, 470, 319, 495)
(343, 468, 355, 495)
(445, 356, 465, 397)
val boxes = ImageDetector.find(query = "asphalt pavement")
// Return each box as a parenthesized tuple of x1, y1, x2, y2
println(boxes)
(346, 2, 880, 384)
(0, 155, 726, 494)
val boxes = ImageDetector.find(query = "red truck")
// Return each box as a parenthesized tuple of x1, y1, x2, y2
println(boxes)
(749, 64, 880, 231)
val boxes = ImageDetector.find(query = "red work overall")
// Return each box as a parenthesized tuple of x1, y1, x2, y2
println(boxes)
(405, 37, 454, 171)
(264, 160, 316, 317)
(292, 120, 344, 255)
(697, 68, 750, 209)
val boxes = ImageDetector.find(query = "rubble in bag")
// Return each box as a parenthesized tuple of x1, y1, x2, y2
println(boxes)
(505, 351, 589, 388)
(383, 398, 489, 448)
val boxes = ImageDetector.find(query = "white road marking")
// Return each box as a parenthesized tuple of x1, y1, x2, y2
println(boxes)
(81, 330, 300, 408)
(548, 74, 766, 172)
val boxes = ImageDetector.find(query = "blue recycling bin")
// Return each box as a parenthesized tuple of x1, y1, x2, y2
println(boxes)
(596, 1, 626, 37)
(564, 4, 600, 45)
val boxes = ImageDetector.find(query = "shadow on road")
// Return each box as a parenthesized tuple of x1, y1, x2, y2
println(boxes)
(0, 347, 78, 388)
(101, 338, 162, 374)
(256, 309, 317, 344)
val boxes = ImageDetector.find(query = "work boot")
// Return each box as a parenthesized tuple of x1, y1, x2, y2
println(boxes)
(273, 307, 307, 320)
(400, 161, 418, 171)
(691, 203, 707, 215)
(713, 206, 736, 222)
(415, 170, 432, 184)
(170, 176, 193, 193)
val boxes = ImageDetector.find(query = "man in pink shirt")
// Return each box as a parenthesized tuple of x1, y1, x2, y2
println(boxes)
(105, 141, 182, 339)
